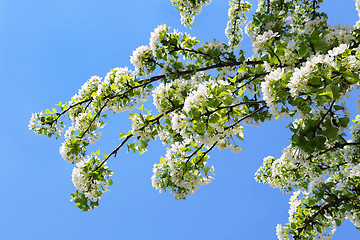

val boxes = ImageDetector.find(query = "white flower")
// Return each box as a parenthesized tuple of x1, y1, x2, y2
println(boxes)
(149, 24, 167, 57)
(276, 224, 286, 240)
(307, 175, 324, 194)
(59, 126, 83, 164)
(174, 0, 212, 27)
(328, 44, 348, 57)
(252, 30, 279, 57)
(231, 146, 243, 153)
(288, 190, 302, 222)
(171, 113, 185, 132)
(71, 155, 111, 203)
(130, 45, 151, 74)
(356, 99, 360, 112)
(183, 83, 208, 113)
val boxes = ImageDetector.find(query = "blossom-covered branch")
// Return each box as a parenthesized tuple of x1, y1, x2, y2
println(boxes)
(29, 0, 360, 239)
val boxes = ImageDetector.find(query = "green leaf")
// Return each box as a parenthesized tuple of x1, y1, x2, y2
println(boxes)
(319, 91, 333, 99)
(333, 105, 344, 111)
(120, 132, 128, 139)
(269, 55, 278, 65)
(339, 117, 350, 127)
(242, 104, 249, 114)
(335, 219, 342, 227)
(331, 86, 340, 99)
(343, 69, 359, 83)
(209, 113, 220, 123)
(336, 60, 341, 71)
(95, 149, 100, 156)
(325, 126, 338, 139)
(222, 95, 233, 106)
(314, 136, 326, 151)
(108, 179, 113, 186)
(204, 167, 210, 176)
(298, 44, 309, 57)
(228, 75, 237, 83)
(310, 76, 321, 86)
(110, 84, 117, 89)
(238, 65, 246, 73)
(219, 91, 230, 96)
(71, 97, 79, 103)
(208, 99, 220, 108)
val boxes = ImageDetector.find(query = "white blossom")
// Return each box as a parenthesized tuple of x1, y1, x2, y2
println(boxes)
(150, 24, 167, 57)
(130, 45, 151, 75)
(288, 190, 302, 222)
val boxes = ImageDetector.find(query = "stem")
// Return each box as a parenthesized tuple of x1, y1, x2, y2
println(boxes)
(50, 98, 93, 126)
(203, 100, 265, 117)
(195, 142, 218, 167)
(309, 141, 360, 160)
(225, 105, 267, 130)
(97, 134, 133, 170)
(79, 99, 110, 139)
(185, 144, 205, 165)
(234, 72, 268, 91)
(310, 100, 335, 138)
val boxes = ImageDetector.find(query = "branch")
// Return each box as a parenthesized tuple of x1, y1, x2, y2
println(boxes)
(225, 105, 267, 130)
(185, 144, 205, 165)
(310, 100, 335, 138)
(169, 45, 225, 63)
(308, 141, 360, 161)
(203, 100, 265, 117)
(97, 134, 133, 170)
(234, 72, 268, 91)
(49, 98, 93, 126)
(96, 103, 186, 170)
(46, 57, 264, 131)
(108, 59, 263, 102)
(293, 196, 348, 240)
(195, 141, 218, 167)
(79, 99, 110, 139)
(227, 0, 243, 47)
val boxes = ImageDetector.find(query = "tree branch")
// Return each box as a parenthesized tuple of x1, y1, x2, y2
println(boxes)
(225, 105, 267, 130)
(97, 134, 133, 170)
(195, 141, 218, 167)
(293, 196, 348, 240)
(49, 98, 93, 126)
(79, 99, 110, 139)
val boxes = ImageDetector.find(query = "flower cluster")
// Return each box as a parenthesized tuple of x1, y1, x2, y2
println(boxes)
(28, 111, 64, 138)
(71, 154, 113, 211)
(260, 67, 285, 116)
(225, 0, 251, 49)
(151, 142, 215, 199)
(149, 24, 168, 58)
(355, 0, 360, 28)
(252, 30, 280, 57)
(130, 45, 153, 76)
(170, 0, 212, 27)
(287, 50, 338, 98)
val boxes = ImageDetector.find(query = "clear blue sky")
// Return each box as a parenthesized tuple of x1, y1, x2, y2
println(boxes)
(1, 0, 360, 239)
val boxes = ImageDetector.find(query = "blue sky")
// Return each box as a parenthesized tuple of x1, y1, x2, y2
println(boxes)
(1, 0, 360, 239)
